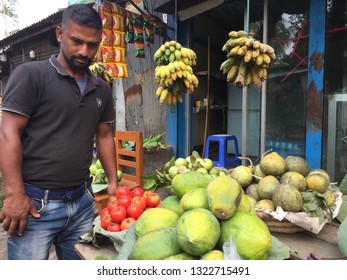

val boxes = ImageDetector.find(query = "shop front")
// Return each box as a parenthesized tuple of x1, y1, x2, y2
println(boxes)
(156, 0, 347, 183)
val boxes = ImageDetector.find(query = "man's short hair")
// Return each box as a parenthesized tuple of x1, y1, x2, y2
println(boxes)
(62, 4, 102, 31)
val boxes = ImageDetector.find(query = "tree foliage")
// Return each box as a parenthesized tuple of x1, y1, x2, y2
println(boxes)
(0, 0, 18, 22)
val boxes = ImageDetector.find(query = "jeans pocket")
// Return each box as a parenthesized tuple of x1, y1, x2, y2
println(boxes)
(31, 198, 45, 214)
(86, 186, 95, 201)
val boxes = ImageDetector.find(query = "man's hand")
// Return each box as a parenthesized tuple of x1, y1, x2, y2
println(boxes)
(107, 180, 119, 197)
(0, 194, 40, 237)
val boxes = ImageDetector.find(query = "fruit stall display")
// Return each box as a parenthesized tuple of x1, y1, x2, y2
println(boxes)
(81, 149, 347, 260)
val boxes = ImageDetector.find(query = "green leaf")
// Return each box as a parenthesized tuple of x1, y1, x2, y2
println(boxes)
(143, 178, 157, 189)
(337, 195, 347, 223)
(267, 236, 290, 260)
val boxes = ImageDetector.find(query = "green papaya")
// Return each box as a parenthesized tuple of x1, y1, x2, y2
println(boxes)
(338, 217, 347, 255)
(176, 208, 220, 257)
(219, 212, 272, 260)
(179, 188, 209, 212)
(206, 175, 242, 219)
(134, 207, 180, 237)
(160, 195, 183, 216)
(200, 250, 225, 260)
(128, 228, 182, 260)
(171, 171, 213, 199)
(164, 252, 197, 260)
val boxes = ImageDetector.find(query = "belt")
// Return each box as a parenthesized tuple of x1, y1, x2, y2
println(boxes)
(25, 177, 93, 202)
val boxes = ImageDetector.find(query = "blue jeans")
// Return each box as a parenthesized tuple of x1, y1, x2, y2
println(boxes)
(7, 184, 95, 260)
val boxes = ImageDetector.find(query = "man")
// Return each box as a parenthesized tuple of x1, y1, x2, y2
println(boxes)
(0, 4, 118, 260)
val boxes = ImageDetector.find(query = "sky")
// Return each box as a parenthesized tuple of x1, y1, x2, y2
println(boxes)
(1, 0, 68, 39)
(17, 0, 68, 29)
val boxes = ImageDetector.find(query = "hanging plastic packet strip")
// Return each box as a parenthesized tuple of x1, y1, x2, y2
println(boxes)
(100, 46, 114, 63)
(133, 26, 145, 58)
(101, 28, 114, 46)
(151, 15, 166, 37)
(125, 10, 134, 43)
(143, 14, 154, 44)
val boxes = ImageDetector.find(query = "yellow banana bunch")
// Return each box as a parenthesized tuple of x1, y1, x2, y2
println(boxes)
(153, 40, 199, 107)
(220, 30, 276, 87)
(89, 62, 113, 84)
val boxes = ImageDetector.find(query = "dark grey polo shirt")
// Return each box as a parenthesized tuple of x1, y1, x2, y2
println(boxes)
(1, 55, 114, 189)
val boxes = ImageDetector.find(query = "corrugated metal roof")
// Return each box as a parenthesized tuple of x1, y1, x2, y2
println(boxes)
(0, 9, 64, 50)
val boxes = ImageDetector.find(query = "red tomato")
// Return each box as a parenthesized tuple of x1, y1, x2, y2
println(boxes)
(110, 206, 127, 223)
(107, 196, 118, 211)
(99, 207, 109, 219)
(127, 203, 143, 219)
(132, 196, 146, 210)
(116, 195, 132, 208)
(107, 222, 121, 232)
(120, 217, 136, 231)
(108, 196, 117, 204)
(146, 192, 161, 208)
(100, 214, 112, 230)
(143, 190, 154, 199)
(131, 187, 144, 198)
(116, 186, 131, 199)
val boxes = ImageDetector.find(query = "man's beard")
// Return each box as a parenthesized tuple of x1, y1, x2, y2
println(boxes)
(63, 51, 92, 71)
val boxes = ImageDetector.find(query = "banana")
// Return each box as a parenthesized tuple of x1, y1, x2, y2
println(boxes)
(169, 53, 175, 63)
(237, 30, 248, 37)
(168, 62, 176, 73)
(244, 49, 253, 62)
(237, 45, 248, 56)
(268, 52, 276, 60)
(263, 53, 271, 64)
(259, 43, 268, 53)
(255, 54, 264, 65)
(175, 42, 182, 50)
(156, 86, 165, 98)
(228, 31, 239, 38)
(159, 89, 169, 104)
(220, 57, 236, 71)
(227, 65, 238, 82)
(245, 38, 254, 47)
(265, 44, 275, 54)
(251, 48, 260, 59)
(245, 69, 252, 86)
(252, 40, 260, 49)
(174, 49, 181, 60)
(176, 69, 183, 78)
(154, 49, 163, 61)
(251, 67, 261, 87)
(230, 45, 241, 56)
(171, 71, 177, 81)
(177, 92, 183, 103)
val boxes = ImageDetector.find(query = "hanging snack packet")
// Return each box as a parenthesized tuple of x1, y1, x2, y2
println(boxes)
(125, 10, 134, 43)
(143, 14, 154, 44)
(152, 15, 166, 37)
(132, 12, 145, 58)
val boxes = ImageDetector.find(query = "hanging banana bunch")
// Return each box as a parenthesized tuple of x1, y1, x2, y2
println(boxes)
(220, 30, 276, 88)
(89, 61, 113, 84)
(153, 40, 199, 107)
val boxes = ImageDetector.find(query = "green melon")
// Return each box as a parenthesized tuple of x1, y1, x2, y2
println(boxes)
(259, 152, 286, 176)
(272, 183, 303, 212)
(176, 208, 220, 257)
(280, 171, 307, 192)
(257, 175, 280, 200)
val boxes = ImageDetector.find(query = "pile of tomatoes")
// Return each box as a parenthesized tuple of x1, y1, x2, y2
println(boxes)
(99, 186, 161, 232)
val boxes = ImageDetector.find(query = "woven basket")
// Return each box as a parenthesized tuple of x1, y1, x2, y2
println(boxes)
(258, 212, 306, 233)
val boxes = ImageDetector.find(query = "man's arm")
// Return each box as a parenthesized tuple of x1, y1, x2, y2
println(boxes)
(95, 123, 119, 196)
(0, 111, 40, 237)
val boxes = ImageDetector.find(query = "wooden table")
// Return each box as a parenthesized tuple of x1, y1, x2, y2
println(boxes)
(75, 222, 342, 260)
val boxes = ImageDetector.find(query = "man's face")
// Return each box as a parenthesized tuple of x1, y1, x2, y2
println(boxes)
(56, 20, 101, 71)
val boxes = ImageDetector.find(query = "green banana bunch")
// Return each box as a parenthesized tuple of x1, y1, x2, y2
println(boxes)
(153, 40, 198, 107)
(220, 30, 275, 87)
